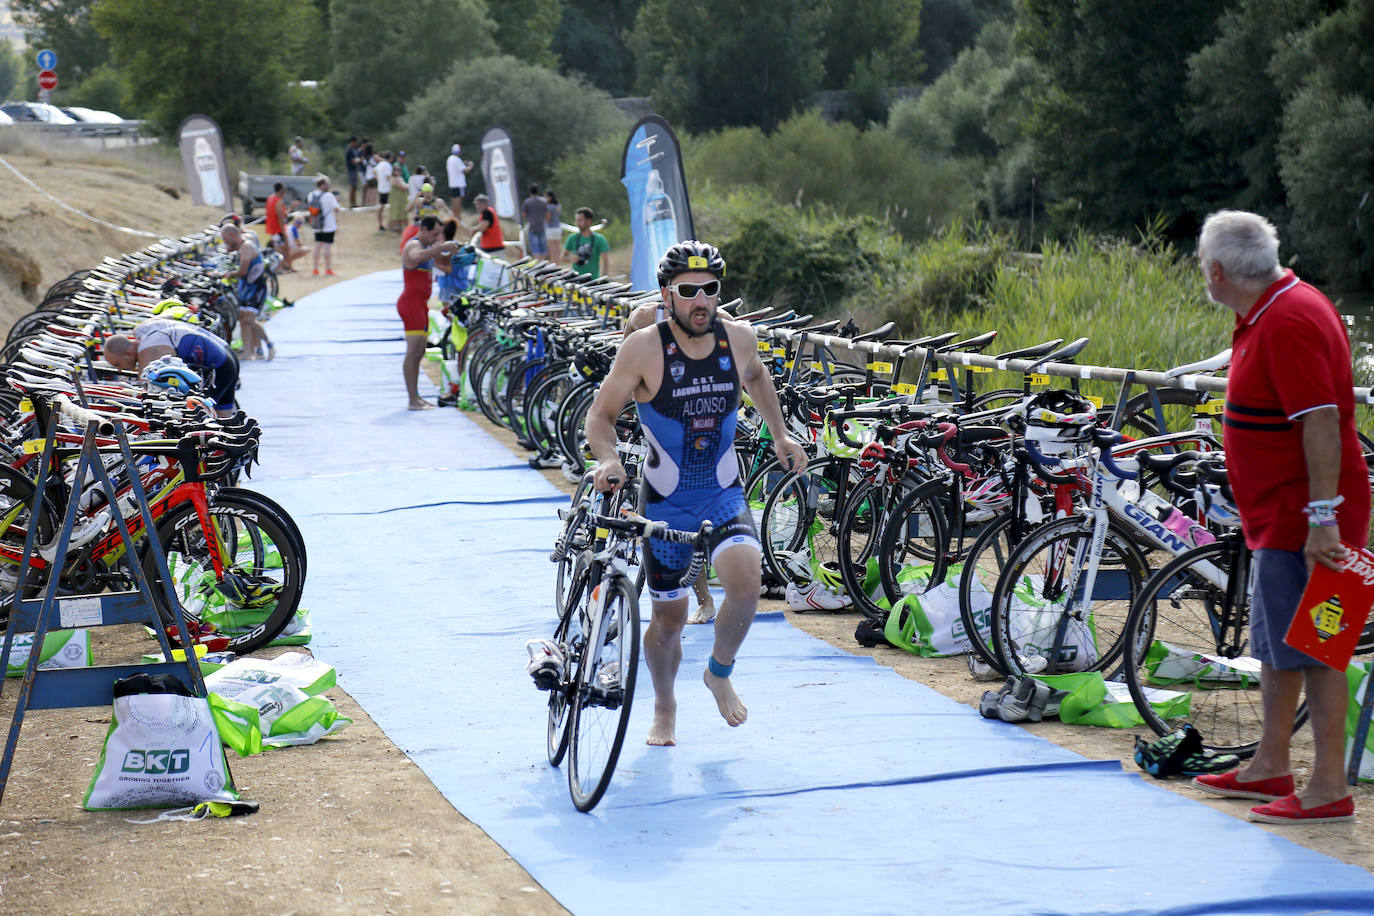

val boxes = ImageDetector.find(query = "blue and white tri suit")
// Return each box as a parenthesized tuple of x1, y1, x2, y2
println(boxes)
(638, 319, 759, 600)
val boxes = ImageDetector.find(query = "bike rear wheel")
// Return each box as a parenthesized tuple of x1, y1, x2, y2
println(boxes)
(568, 573, 640, 812)
(145, 494, 305, 655)
(1122, 540, 1306, 756)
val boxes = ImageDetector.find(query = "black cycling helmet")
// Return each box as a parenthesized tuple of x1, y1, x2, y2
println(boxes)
(656, 240, 726, 288)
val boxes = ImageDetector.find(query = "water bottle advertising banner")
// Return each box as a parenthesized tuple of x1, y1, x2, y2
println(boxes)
(620, 116, 694, 292)
(177, 115, 231, 210)
(480, 127, 519, 222)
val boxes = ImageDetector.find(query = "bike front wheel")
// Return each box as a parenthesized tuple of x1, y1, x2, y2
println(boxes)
(568, 573, 641, 812)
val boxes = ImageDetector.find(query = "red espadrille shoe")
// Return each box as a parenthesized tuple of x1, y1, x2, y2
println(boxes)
(1248, 794, 1355, 824)
(1192, 771, 1294, 801)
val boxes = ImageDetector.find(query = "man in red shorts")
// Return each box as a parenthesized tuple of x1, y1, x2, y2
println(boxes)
(397, 215, 459, 410)
(1192, 209, 1371, 824)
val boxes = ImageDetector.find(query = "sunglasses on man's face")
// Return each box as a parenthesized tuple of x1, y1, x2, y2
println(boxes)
(669, 279, 721, 300)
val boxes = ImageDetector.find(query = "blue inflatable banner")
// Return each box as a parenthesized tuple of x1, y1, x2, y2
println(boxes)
(621, 116, 694, 292)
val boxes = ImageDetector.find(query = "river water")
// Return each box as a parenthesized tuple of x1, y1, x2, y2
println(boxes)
(1339, 292, 1374, 380)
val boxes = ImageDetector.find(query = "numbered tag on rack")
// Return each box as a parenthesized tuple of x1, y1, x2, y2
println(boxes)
(18, 399, 32, 412)
(930, 369, 948, 382)
(892, 383, 919, 396)
(1085, 395, 1104, 409)
(1028, 373, 1051, 387)
(757, 340, 772, 352)
(1195, 400, 1224, 416)
(867, 361, 893, 375)
(969, 365, 992, 373)
(21, 439, 46, 455)
(810, 361, 825, 372)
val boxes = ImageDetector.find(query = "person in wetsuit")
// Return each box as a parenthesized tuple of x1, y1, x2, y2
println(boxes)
(586, 240, 807, 747)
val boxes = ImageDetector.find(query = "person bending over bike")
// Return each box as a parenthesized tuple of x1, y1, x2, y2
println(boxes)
(586, 240, 807, 746)
(103, 318, 240, 417)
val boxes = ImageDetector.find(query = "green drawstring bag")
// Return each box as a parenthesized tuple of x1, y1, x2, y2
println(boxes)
(1032, 671, 1191, 728)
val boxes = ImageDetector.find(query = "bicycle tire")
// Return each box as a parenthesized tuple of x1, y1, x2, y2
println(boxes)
(217, 487, 308, 578)
(145, 493, 305, 655)
(568, 573, 641, 812)
(1122, 539, 1308, 756)
(874, 476, 951, 611)
(0, 466, 60, 623)
(548, 551, 592, 767)
(758, 457, 849, 589)
(988, 514, 1151, 677)
(956, 512, 1020, 672)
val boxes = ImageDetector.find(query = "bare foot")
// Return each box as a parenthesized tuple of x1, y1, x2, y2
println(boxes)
(646, 702, 676, 746)
(686, 600, 716, 625)
(408, 400, 436, 410)
(703, 668, 747, 727)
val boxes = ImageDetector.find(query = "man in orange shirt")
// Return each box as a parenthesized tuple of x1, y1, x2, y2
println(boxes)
(263, 182, 290, 267)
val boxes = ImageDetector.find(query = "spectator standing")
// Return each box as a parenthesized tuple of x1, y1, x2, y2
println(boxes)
(445, 144, 473, 208)
(307, 177, 340, 275)
(1191, 210, 1371, 825)
(388, 152, 410, 231)
(288, 136, 308, 176)
(345, 136, 363, 208)
(374, 152, 394, 231)
(545, 189, 563, 254)
(361, 139, 376, 206)
(408, 165, 429, 202)
(470, 194, 506, 256)
(562, 206, 610, 277)
(263, 182, 289, 263)
(522, 184, 549, 258)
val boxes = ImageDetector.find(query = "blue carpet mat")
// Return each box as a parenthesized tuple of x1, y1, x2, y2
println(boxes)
(240, 272, 1374, 914)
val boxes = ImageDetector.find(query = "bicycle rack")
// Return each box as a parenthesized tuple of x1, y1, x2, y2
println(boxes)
(0, 397, 207, 804)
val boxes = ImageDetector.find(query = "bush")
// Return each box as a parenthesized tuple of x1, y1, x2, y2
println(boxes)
(685, 112, 976, 241)
(692, 189, 892, 311)
(388, 55, 628, 198)
(547, 132, 634, 249)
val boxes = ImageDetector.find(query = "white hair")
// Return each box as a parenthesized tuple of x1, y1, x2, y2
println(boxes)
(1198, 210, 1282, 286)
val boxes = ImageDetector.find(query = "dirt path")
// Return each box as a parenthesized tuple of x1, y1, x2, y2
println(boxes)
(0, 155, 1368, 914)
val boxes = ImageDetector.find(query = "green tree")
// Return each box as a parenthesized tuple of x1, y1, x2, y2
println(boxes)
(916, 0, 1013, 83)
(1019, 0, 1222, 238)
(818, 0, 923, 91)
(628, 0, 829, 132)
(329, 0, 496, 136)
(552, 0, 641, 96)
(389, 55, 626, 195)
(92, 0, 321, 153)
(488, 0, 562, 67)
(1185, 0, 1336, 226)
(1274, 0, 1374, 285)
(11, 0, 109, 85)
(0, 39, 22, 101)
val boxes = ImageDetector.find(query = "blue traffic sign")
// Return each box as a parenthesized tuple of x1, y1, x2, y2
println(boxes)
(36, 49, 57, 71)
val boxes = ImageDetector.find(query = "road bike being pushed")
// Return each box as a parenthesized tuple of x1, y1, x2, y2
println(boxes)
(539, 481, 712, 812)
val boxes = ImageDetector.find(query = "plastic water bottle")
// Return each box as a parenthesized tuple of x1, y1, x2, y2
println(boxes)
(642, 168, 678, 262)
(1161, 506, 1216, 547)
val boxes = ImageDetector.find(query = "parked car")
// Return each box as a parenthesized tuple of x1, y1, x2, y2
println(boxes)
(0, 101, 78, 125)
(61, 106, 125, 125)
(0, 110, 13, 127)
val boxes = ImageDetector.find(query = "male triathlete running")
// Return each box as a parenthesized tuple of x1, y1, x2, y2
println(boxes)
(586, 241, 807, 746)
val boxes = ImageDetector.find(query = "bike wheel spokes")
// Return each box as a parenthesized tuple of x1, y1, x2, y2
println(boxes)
(1123, 543, 1277, 756)
(568, 576, 640, 812)
(993, 519, 1146, 676)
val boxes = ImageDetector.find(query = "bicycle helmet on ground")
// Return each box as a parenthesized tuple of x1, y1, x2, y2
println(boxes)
(1019, 389, 1097, 455)
(656, 240, 726, 288)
